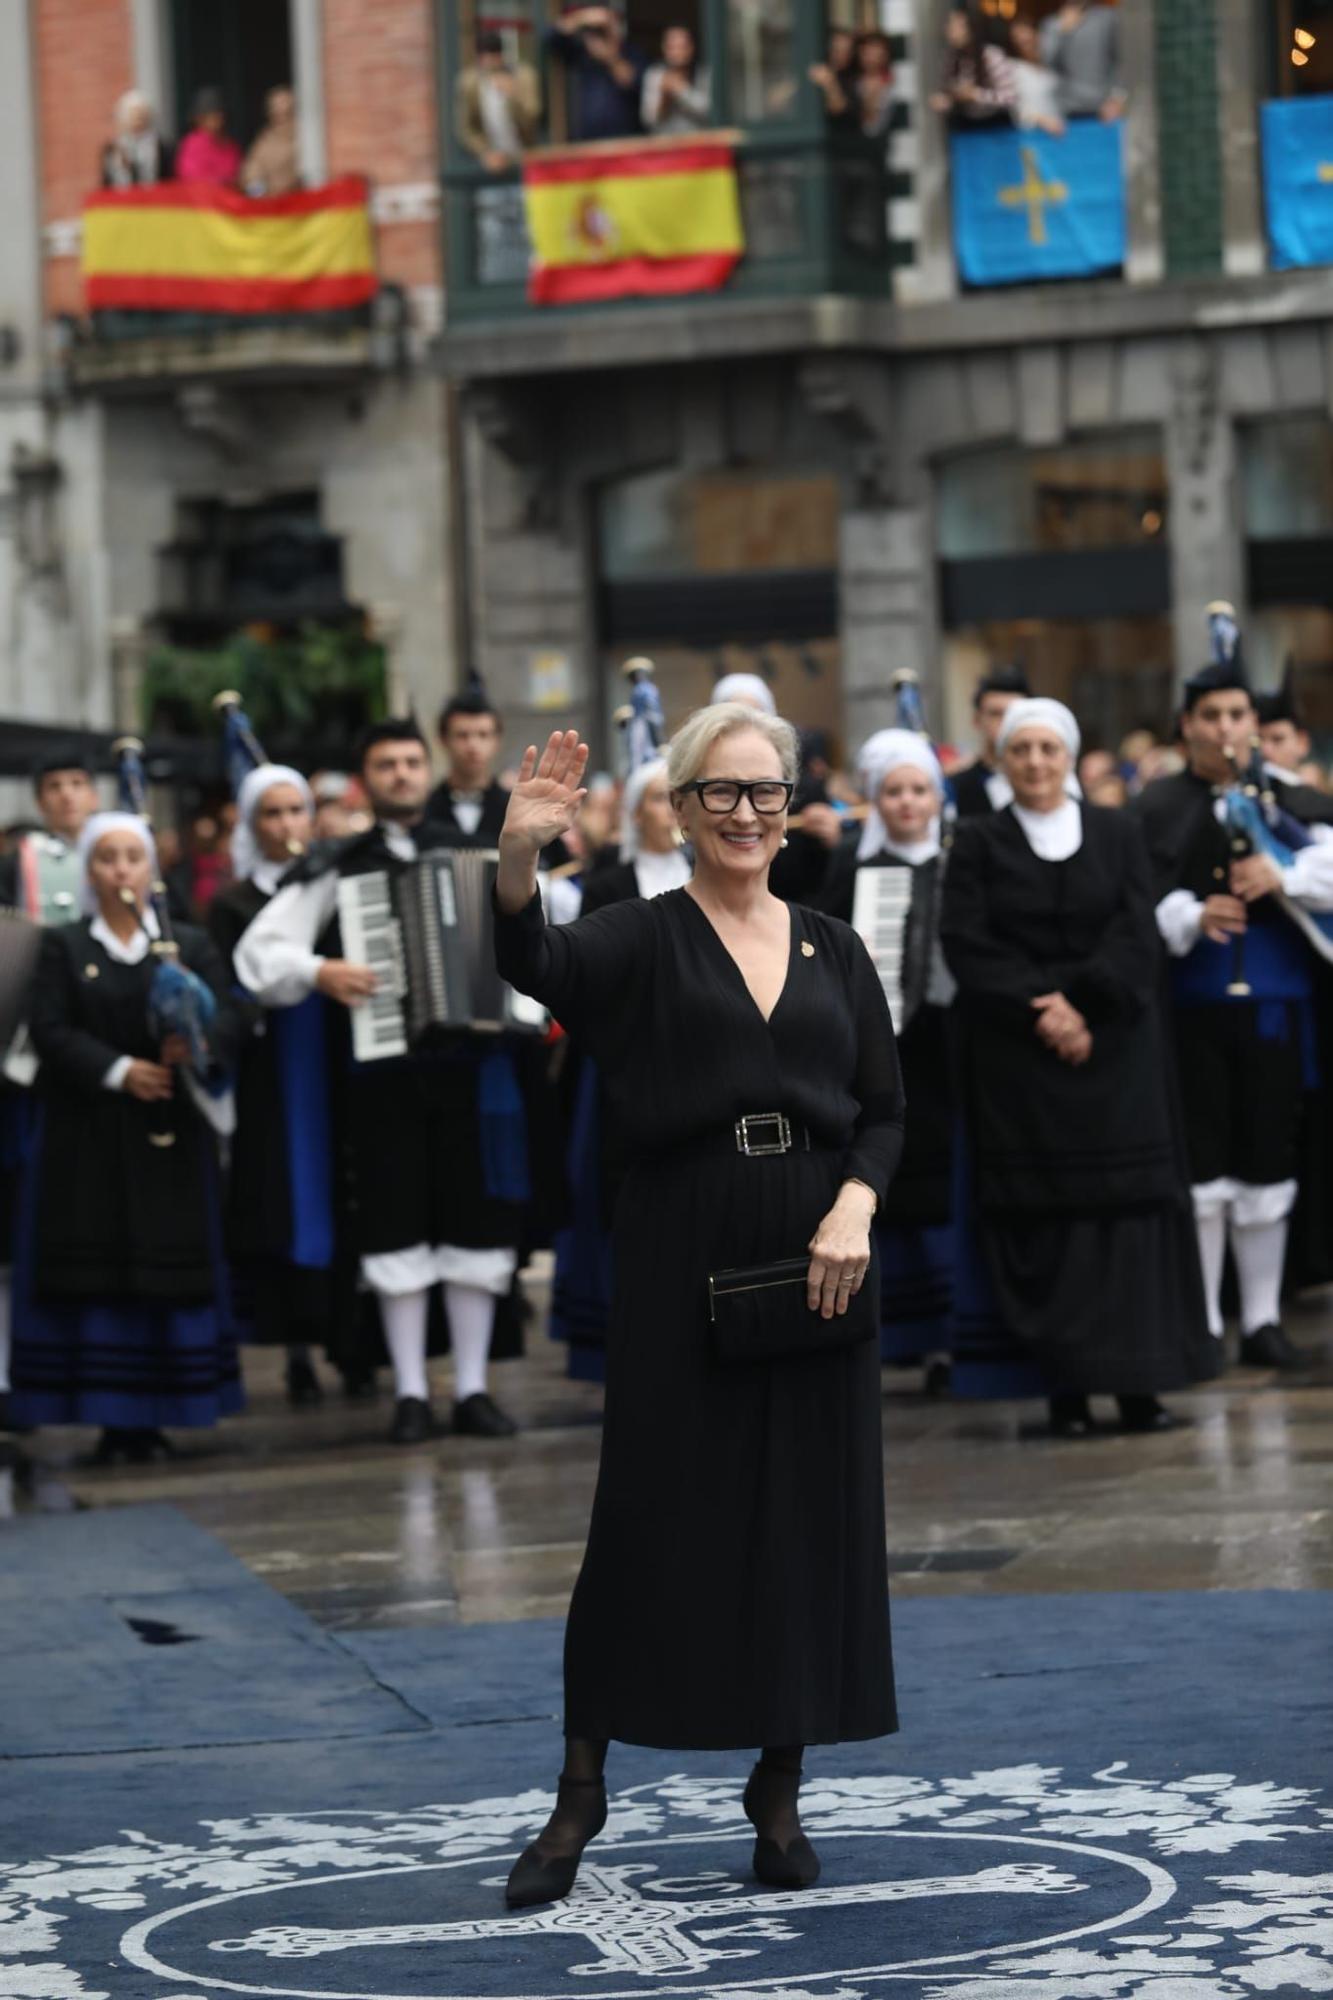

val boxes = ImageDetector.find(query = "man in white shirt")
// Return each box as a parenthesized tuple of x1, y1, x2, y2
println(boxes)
(237, 720, 530, 1445)
(1134, 660, 1333, 1372)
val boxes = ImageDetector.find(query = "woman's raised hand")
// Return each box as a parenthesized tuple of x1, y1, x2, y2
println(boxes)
(501, 731, 590, 855)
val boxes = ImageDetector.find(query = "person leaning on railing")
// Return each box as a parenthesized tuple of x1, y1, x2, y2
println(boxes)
(174, 87, 242, 186)
(641, 25, 711, 135)
(929, 6, 1017, 129)
(458, 31, 543, 175)
(547, 6, 646, 142)
(242, 87, 302, 197)
(100, 90, 173, 188)
(1038, 1, 1126, 122)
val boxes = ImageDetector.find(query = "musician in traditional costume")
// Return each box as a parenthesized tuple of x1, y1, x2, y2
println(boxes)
(494, 710, 903, 1911)
(236, 720, 536, 1445)
(1133, 655, 1333, 1371)
(821, 729, 956, 1387)
(551, 758, 691, 1379)
(208, 762, 348, 1408)
(941, 698, 1216, 1438)
(428, 684, 509, 841)
(1255, 666, 1316, 782)
(950, 666, 1032, 819)
(8, 813, 242, 1463)
(0, 749, 100, 1431)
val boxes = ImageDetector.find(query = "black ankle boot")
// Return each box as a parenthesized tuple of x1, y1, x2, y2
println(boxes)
(1048, 1393, 1095, 1439)
(743, 1760, 820, 1890)
(505, 1775, 607, 1909)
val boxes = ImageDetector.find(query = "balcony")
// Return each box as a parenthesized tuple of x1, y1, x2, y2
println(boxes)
(437, 2, 891, 375)
(56, 175, 406, 396)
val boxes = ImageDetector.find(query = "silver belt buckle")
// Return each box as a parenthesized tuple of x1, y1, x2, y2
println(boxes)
(735, 1112, 792, 1157)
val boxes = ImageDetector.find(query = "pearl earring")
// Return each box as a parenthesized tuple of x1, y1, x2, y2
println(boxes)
(780, 835, 789, 849)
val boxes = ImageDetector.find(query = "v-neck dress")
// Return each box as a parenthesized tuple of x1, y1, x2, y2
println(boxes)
(496, 887, 904, 1751)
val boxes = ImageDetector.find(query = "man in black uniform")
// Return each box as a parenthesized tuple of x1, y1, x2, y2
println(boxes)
(428, 687, 510, 841)
(1133, 658, 1333, 1371)
(950, 666, 1032, 819)
(237, 720, 532, 1443)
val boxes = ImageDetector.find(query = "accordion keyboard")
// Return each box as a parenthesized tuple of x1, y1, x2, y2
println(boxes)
(852, 865, 913, 1034)
(337, 872, 409, 1062)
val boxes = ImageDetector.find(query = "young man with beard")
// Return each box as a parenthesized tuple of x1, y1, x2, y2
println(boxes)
(236, 721, 531, 1443)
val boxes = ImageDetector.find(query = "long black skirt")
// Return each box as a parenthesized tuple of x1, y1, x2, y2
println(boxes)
(564, 1142, 896, 1751)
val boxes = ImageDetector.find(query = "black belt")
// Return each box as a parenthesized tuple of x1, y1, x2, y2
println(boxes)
(678, 1112, 818, 1160)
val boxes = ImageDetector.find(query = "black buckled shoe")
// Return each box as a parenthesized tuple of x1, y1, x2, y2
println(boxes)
(452, 1392, 518, 1438)
(1240, 1324, 1308, 1372)
(389, 1397, 436, 1445)
(1048, 1393, 1096, 1440)
(285, 1355, 323, 1408)
(1117, 1395, 1190, 1435)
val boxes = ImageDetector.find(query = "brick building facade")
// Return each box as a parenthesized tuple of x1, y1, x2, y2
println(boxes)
(0, 0, 454, 807)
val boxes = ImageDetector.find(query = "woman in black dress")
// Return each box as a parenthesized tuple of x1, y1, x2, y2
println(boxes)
(208, 765, 341, 1408)
(821, 730, 956, 1387)
(9, 813, 242, 1462)
(939, 699, 1216, 1438)
(494, 708, 904, 1909)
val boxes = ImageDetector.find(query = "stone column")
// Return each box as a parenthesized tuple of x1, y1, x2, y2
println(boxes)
(839, 503, 938, 751)
(291, 0, 329, 187)
(1164, 339, 1244, 688)
(110, 616, 151, 732)
(1216, 0, 1265, 277)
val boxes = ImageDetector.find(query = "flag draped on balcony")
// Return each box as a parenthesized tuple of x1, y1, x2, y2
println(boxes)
(1261, 97, 1333, 272)
(81, 176, 377, 314)
(950, 125, 1125, 289)
(522, 138, 744, 305)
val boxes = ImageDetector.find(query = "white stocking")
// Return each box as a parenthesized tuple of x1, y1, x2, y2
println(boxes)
(1191, 1184, 1231, 1339)
(446, 1282, 496, 1403)
(379, 1287, 430, 1402)
(1230, 1219, 1289, 1337)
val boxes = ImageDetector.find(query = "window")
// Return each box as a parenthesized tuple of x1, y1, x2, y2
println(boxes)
(1274, 0, 1333, 94)
(727, 0, 798, 124)
(169, 0, 292, 153)
(937, 437, 1167, 558)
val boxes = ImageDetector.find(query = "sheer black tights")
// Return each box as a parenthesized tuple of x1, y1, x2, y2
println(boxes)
(743, 1745, 805, 1851)
(527, 1736, 608, 1862)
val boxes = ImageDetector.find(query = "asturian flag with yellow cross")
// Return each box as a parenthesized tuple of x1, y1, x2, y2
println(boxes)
(950, 124, 1125, 288)
(1261, 96, 1333, 271)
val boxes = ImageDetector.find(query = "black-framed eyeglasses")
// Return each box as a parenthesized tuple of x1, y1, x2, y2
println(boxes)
(677, 779, 794, 816)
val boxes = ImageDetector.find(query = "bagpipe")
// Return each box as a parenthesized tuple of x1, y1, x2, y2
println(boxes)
(1208, 602, 1333, 988)
(111, 735, 230, 1145)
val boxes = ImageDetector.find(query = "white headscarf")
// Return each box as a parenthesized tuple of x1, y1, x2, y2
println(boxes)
(856, 729, 945, 863)
(78, 811, 159, 915)
(618, 757, 669, 862)
(712, 673, 776, 716)
(230, 763, 313, 883)
(996, 698, 1081, 763)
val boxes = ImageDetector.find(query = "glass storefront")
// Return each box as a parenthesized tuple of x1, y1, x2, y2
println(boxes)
(1241, 417, 1333, 747)
(596, 465, 842, 753)
(935, 435, 1173, 748)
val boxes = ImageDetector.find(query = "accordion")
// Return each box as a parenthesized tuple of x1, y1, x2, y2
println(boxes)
(336, 850, 547, 1063)
(852, 864, 914, 1034)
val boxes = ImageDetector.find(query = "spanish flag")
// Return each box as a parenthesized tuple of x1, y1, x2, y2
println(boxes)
(82, 175, 378, 314)
(523, 137, 744, 305)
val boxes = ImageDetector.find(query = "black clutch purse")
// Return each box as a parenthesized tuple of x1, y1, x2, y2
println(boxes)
(707, 1255, 876, 1363)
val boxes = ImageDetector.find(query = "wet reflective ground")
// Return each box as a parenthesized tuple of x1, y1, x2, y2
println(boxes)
(8, 1276, 1332, 1629)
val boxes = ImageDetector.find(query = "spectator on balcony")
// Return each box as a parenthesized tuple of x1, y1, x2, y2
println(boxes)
(809, 28, 858, 129)
(242, 86, 301, 197)
(100, 90, 173, 188)
(930, 8, 1017, 129)
(548, 7, 646, 143)
(642, 26, 711, 135)
(1039, 2, 1126, 122)
(174, 88, 243, 186)
(850, 31, 896, 140)
(459, 31, 542, 174)
(1007, 19, 1065, 135)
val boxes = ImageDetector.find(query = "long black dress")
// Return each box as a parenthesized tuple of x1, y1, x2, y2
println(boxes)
(939, 805, 1216, 1398)
(208, 878, 352, 1357)
(10, 920, 244, 1429)
(821, 843, 955, 1360)
(496, 887, 904, 1751)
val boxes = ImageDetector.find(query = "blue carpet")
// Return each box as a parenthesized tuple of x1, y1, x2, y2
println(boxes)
(0, 1505, 1329, 1998)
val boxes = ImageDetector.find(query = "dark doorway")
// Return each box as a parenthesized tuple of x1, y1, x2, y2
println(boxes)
(170, 0, 293, 152)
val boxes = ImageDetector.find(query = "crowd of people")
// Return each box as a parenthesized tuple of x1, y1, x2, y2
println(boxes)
(0, 656, 1328, 1473)
(100, 84, 302, 196)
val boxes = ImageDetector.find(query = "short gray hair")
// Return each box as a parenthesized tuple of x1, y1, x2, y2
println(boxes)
(667, 702, 799, 792)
